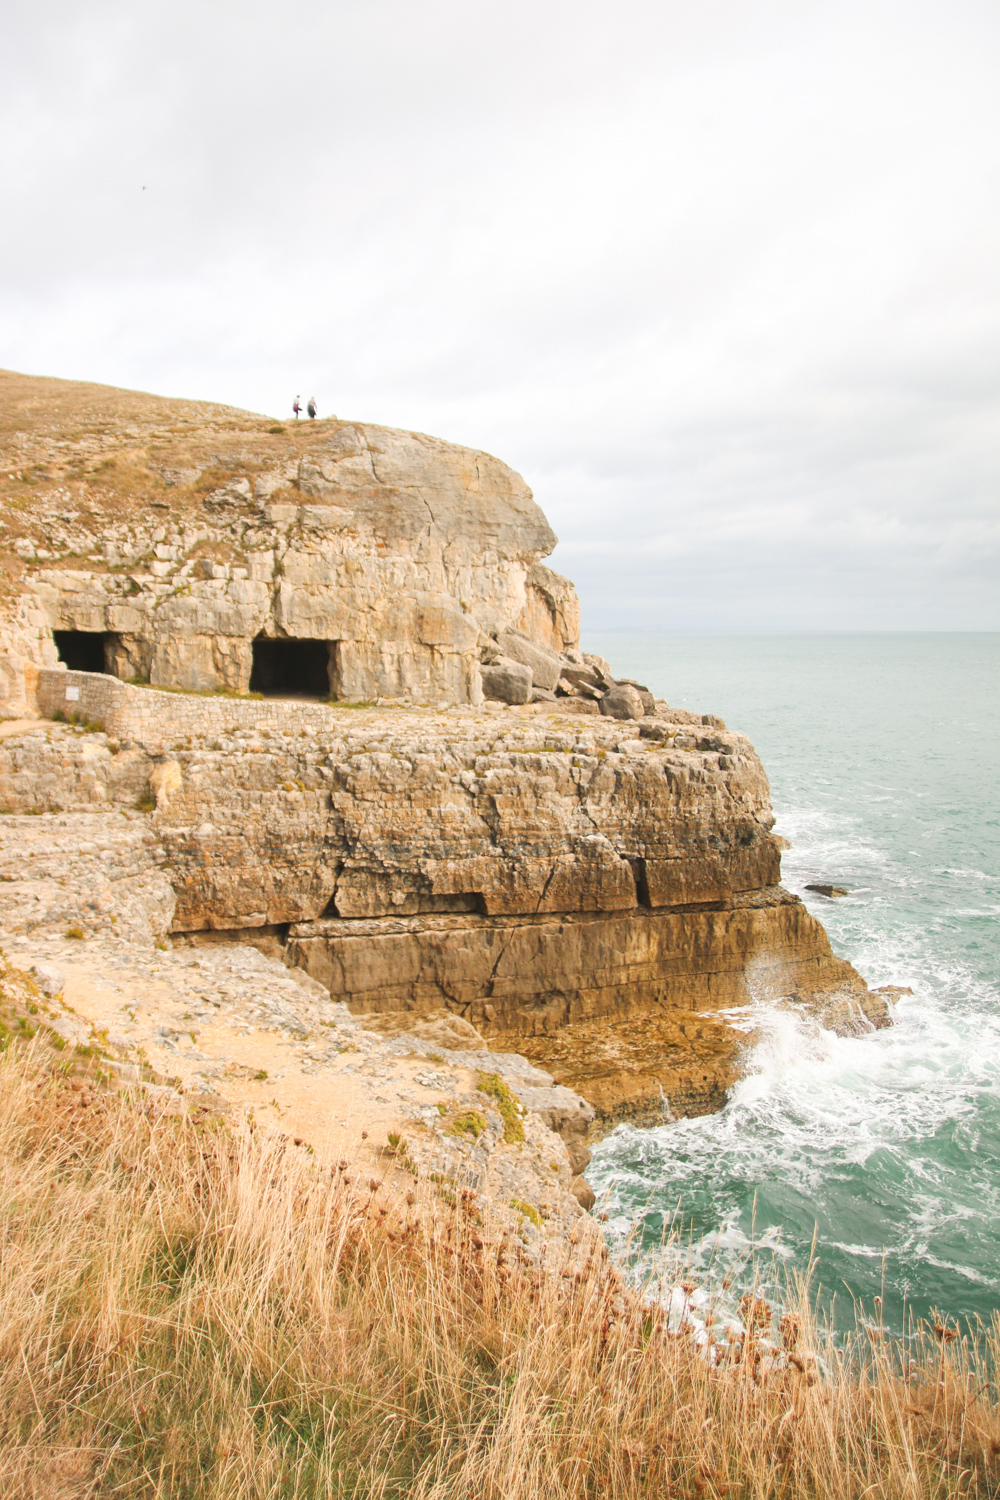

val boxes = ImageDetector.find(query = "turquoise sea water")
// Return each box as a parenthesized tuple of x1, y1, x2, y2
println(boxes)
(581, 633, 1000, 1332)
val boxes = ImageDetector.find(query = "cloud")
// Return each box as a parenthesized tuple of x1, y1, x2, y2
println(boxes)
(2, 0, 999, 627)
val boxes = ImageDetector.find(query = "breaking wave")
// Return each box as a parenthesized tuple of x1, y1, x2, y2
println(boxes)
(584, 632, 1000, 1332)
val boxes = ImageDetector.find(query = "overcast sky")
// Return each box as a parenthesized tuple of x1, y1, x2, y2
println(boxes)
(3, 0, 999, 629)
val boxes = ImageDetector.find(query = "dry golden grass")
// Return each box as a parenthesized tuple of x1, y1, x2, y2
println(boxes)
(1, 1041, 998, 1499)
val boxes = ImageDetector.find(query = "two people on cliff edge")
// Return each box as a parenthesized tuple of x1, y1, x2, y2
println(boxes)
(292, 396, 318, 419)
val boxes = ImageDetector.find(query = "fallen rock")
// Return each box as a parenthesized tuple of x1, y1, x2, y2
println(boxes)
(29, 961, 65, 997)
(806, 884, 850, 898)
(571, 1175, 597, 1210)
(804, 988, 895, 1033)
(480, 658, 532, 705)
(617, 679, 655, 714)
(557, 664, 603, 697)
(497, 629, 563, 692)
(582, 653, 615, 687)
(599, 684, 645, 721)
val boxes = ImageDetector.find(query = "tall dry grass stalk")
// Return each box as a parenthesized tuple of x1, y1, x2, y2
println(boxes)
(1, 1041, 998, 1499)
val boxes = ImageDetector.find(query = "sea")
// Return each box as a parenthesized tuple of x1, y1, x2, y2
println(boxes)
(580, 632, 1000, 1334)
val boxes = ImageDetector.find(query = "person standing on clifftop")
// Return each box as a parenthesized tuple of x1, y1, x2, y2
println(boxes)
(292, 395, 302, 419)
(307, 396, 317, 419)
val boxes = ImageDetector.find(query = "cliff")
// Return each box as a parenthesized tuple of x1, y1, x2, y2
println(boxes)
(0, 370, 890, 1183)
(0, 368, 578, 709)
(1, 677, 888, 1139)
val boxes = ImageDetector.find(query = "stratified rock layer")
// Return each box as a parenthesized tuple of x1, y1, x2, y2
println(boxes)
(286, 901, 852, 1036)
(0, 369, 577, 708)
(0, 682, 882, 1133)
(0, 371, 890, 1144)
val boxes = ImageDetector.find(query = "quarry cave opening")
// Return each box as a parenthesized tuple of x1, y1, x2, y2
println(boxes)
(249, 637, 336, 699)
(53, 630, 110, 674)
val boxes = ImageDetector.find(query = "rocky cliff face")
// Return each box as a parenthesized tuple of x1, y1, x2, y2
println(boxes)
(0, 370, 577, 708)
(0, 683, 888, 1136)
(0, 370, 891, 1154)
(0, 789, 599, 1227)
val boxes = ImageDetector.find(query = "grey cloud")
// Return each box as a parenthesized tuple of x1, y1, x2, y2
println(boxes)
(2, 0, 999, 628)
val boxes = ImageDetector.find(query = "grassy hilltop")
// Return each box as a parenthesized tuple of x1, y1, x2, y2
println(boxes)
(0, 368, 343, 597)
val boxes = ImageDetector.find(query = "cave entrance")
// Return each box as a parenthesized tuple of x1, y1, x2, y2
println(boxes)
(249, 637, 336, 699)
(53, 630, 110, 674)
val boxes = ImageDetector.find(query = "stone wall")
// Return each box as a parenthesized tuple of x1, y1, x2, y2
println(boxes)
(36, 669, 357, 743)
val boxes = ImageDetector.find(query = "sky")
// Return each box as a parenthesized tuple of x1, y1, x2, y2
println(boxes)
(2, 0, 999, 630)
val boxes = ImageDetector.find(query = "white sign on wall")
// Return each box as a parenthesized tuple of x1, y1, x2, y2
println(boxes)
(65, 686, 80, 701)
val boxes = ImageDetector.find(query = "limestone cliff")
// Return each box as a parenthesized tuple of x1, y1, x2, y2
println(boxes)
(0, 370, 890, 1157)
(1, 679, 888, 1136)
(0, 369, 575, 709)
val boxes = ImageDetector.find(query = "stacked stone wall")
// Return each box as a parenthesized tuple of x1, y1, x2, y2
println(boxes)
(36, 670, 356, 744)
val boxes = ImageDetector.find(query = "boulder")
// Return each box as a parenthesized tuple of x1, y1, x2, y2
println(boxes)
(557, 664, 602, 698)
(497, 629, 563, 692)
(29, 961, 65, 997)
(571, 1176, 597, 1211)
(599, 684, 645, 721)
(530, 686, 557, 703)
(480, 658, 532, 705)
(583, 653, 616, 688)
(617, 679, 655, 714)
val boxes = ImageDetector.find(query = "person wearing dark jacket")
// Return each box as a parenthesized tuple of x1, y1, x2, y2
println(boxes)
(307, 397, 317, 419)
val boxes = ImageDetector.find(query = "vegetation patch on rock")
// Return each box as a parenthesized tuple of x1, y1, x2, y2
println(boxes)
(478, 1069, 525, 1144)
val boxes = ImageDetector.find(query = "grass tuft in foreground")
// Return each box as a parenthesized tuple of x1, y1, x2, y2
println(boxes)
(1, 1042, 998, 1498)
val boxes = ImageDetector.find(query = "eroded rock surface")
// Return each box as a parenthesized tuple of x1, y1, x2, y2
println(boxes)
(1, 371, 689, 720)
(0, 803, 592, 1244)
(0, 699, 888, 1135)
(0, 370, 580, 708)
(0, 371, 893, 1160)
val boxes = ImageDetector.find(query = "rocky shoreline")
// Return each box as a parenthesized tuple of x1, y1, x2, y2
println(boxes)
(0, 370, 892, 1232)
(0, 699, 890, 1185)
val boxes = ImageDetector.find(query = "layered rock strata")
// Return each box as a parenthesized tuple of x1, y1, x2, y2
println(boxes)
(0, 684, 886, 1135)
(0, 370, 890, 1160)
(1, 370, 697, 722)
(0, 370, 587, 710)
(0, 790, 597, 1229)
